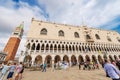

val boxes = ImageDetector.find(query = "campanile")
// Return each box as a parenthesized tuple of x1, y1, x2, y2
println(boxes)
(4, 22, 24, 61)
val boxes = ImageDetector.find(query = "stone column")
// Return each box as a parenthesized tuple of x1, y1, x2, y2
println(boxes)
(42, 58, 45, 64)
(81, 46, 83, 53)
(61, 45, 62, 53)
(31, 60, 34, 67)
(52, 44, 54, 53)
(92, 46, 95, 53)
(76, 55, 79, 65)
(30, 45, 32, 52)
(57, 44, 58, 53)
(74, 45, 76, 53)
(67, 45, 69, 53)
(71, 45, 73, 53)
(48, 44, 50, 53)
(69, 57, 72, 67)
(34, 45, 37, 53)
(44, 44, 46, 53)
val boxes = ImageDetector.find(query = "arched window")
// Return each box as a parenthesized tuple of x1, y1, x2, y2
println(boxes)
(36, 44, 40, 50)
(86, 35, 91, 39)
(74, 32, 79, 38)
(40, 28, 47, 35)
(58, 30, 64, 37)
(107, 36, 112, 42)
(95, 34, 100, 39)
(27, 43, 30, 49)
(31, 43, 35, 50)
(117, 37, 120, 42)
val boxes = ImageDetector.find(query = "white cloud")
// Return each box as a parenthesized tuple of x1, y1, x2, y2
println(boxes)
(0, 0, 46, 55)
(37, 0, 120, 28)
(0, 0, 120, 56)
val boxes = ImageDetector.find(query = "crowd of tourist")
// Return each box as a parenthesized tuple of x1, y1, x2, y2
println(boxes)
(39, 59, 120, 80)
(0, 61, 24, 80)
(1, 58, 120, 80)
(38, 61, 70, 72)
(78, 61, 99, 70)
(32, 60, 100, 72)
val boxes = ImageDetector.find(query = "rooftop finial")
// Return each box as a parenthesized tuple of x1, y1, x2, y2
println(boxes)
(19, 21, 24, 29)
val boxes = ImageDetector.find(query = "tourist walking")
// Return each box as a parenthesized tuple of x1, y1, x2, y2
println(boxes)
(19, 63, 24, 80)
(7, 62, 16, 80)
(52, 63, 55, 71)
(95, 63, 99, 69)
(42, 63, 47, 72)
(15, 62, 23, 80)
(83, 62, 87, 70)
(78, 63, 81, 70)
(0, 62, 10, 80)
(104, 59, 120, 80)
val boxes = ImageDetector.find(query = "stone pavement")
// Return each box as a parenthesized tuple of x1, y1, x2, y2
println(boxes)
(22, 66, 111, 80)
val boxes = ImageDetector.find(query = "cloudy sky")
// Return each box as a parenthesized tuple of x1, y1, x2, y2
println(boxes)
(0, 0, 120, 56)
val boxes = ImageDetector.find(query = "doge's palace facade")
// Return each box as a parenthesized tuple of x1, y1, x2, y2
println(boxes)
(19, 18, 120, 66)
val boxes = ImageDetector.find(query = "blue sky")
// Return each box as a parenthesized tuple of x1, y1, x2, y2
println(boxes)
(0, 0, 120, 55)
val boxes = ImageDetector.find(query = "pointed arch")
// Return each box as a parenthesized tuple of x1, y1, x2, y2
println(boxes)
(58, 44, 61, 51)
(24, 55, 32, 67)
(41, 44, 45, 51)
(62, 45, 64, 51)
(65, 45, 68, 51)
(78, 55, 84, 63)
(35, 55, 42, 64)
(24, 55, 32, 62)
(85, 55, 90, 62)
(31, 43, 35, 50)
(109, 55, 114, 62)
(96, 47, 99, 51)
(76, 45, 78, 51)
(87, 46, 91, 51)
(46, 44, 49, 50)
(50, 44, 53, 50)
(36, 43, 40, 50)
(69, 45, 72, 51)
(27, 43, 30, 49)
(98, 55, 103, 64)
(45, 55, 52, 67)
(93, 46, 96, 51)
(114, 55, 118, 60)
(72, 45, 75, 51)
(92, 55, 97, 63)
(71, 55, 77, 65)
(54, 55, 61, 63)
(63, 55, 69, 62)
(82, 46, 85, 51)
(79, 46, 81, 51)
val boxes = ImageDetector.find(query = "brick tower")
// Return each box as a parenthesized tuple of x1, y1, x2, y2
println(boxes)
(4, 22, 24, 61)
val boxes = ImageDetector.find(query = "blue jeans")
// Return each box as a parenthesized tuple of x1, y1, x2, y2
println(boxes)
(42, 67, 46, 72)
